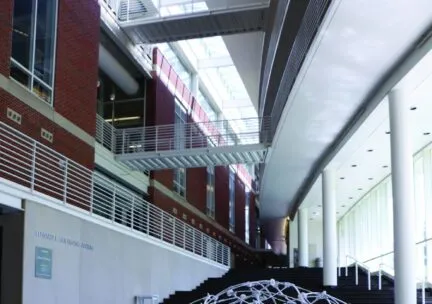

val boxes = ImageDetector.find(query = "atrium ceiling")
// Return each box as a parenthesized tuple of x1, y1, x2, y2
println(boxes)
(259, 0, 432, 220)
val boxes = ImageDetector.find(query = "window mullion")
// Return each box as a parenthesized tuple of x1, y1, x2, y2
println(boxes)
(29, 0, 38, 90)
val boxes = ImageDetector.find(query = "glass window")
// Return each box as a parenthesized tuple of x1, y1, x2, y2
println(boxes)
(245, 190, 250, 244)
(173, 101, 187, 197)
(229, 168, 235, 232)
(206, 166, 215, 218)
(11, 0, 58, 104)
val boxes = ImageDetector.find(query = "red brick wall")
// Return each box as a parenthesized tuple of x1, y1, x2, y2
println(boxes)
(148, 185, 257, 260)
(146, 77, 175, 188)
(54, 0, 100, 136)
(0, 90, 94, 169)
(0, 0, 13, 76)
(186, 167, 207, 212)
(215, 166, 229, 230)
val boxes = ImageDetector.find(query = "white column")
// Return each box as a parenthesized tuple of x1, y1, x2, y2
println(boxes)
(191, 73, 199, 97)
(388, 89, 416, 304)
(322, 169, 337, 286)
(298, 208, 309, 267)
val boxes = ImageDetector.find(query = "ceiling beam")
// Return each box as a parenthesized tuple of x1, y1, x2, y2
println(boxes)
(198, 56, 234, 69)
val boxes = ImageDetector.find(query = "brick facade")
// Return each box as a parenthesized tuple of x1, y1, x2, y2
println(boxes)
(54, 0, 100, 136)
(146, 69, 258, 258)
(0, 0, 99, 168)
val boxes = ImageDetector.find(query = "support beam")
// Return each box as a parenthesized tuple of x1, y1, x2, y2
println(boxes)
(388, 89, 416, 304)
(298, 208, 309, 267)
(322, 169, 337, 287)
(198, 56, 234, 69)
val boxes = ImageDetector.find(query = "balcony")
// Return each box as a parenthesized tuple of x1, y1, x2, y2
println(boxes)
(101, 0, 269, 43)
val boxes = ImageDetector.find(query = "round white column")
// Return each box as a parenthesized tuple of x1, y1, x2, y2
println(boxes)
(388, 89, 416, 304)
(322, 169, 337, 286)
(298, 208, 309, 267)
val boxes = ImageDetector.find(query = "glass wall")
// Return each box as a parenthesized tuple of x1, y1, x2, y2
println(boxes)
(11, 0, 58, 104)
(229, 168, 235, 232)
(338, 146, 432, 282)
(206, 166, 215, 218)
(173, 101, 187, 197)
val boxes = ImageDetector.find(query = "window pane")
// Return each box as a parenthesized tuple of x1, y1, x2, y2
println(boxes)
(10, 62, 30, 88)
(34, 0, 56, 85)
(33, 78, 51, 103)
(11, 0, 33, 69)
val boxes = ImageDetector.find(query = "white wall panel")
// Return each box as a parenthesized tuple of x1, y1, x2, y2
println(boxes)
(22, 201, 227, 304)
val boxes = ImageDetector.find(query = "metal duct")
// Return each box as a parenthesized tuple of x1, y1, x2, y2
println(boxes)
(98, 45, 139, 95)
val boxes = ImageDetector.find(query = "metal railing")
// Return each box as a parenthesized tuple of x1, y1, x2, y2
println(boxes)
(378, 263, 426, 304)
(344, 255, 372, 290)
(96, 114, 116, 152)
(135, 295, 159, 304)
(0, 122, 230, 267)
(117, 0, 270, 23)
(115, 116, 272, 156)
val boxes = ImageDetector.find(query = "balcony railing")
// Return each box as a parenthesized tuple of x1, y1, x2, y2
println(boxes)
(116, 0, 270, 23)
(0, 122, 230, 267)
(115, 116, 272, 155)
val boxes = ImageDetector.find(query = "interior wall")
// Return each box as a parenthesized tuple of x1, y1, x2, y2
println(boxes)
(289, 217, 323, 267)
(22, 201, 227, 304)
(0, 211, 24, 304)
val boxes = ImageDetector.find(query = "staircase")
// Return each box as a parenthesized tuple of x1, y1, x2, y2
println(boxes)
(162, 267, 432, 304)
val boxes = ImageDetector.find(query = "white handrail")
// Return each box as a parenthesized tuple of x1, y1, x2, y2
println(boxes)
(378, 263, 425, 304)
(345, 255, 371, 290)
(0, 122, 230, 267)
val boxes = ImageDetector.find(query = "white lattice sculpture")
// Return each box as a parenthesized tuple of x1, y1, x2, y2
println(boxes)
(191, 279, 347, 304)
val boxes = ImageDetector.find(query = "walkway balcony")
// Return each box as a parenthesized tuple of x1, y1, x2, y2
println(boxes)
(102, 0, 270, 43)
(96, 115, 271, 171)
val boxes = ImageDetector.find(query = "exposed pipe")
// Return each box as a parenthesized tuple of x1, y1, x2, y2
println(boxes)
(99, 45, 139, 95)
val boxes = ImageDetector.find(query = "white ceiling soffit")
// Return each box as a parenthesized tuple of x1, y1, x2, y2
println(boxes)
(301, 49, 432, 222)
(223, 32, 265, 112)
(259, 0, 432, 220)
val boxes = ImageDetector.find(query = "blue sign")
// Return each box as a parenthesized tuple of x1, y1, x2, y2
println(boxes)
(35, 247, 52, 279)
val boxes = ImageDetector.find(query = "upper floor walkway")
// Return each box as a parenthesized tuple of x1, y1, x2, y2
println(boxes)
(102, 0, 269, 43)
(96, 114, 271, 171)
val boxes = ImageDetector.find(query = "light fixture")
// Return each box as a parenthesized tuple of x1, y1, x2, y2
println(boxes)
(318, 205, 322, 207)
(340, 177, 345, 180)
(368, 177, 374, 180)
(105, 116, 141, 122)
(341, 205, 346, 208)
(358, 188, 363, 191)
(351, 164, 357, 168)
(410, 106, 417, 111)
(367, 149, 373, 152)
(424, 132, 431, 136)
(349, 197, 353, 200)
(383, 165, 389, 168)
(110, 93, 115, 101)
(385, 131, 391, 135)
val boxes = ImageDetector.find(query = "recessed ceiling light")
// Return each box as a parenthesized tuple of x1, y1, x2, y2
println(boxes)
(367, 149, 373, 152)
(349, 197, 353, 200)
(383, 165, 389, 168)
(424, 132, 431, 136)
(385, 131, 391, 135)
(368, 177, 374, 180)
(410, 106, 417, 111)
(341, 205, 346, 208)
(340, 177, 345, 180)
(351, 164, 357, 168)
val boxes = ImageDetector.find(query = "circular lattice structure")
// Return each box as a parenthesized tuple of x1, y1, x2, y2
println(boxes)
(191, 279, 346, 304)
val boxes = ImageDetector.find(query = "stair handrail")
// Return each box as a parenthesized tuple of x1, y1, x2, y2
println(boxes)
(378, 263, 425, 304)
(345, 255, 372, 290)
(134, 295, 159, 304)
